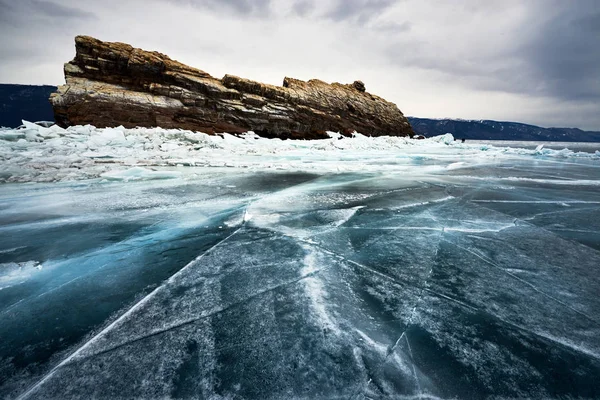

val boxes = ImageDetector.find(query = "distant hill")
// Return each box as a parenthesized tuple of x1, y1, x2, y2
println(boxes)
(408, 117, 600, 142)
(1, 84, 599, 142)
(0, 84, 56, 128)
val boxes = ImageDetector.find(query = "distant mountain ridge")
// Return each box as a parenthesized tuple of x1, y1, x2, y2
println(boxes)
(408, 117, 600, 142)
(0, 84, 56, 128)
(1, 84, 599, 142)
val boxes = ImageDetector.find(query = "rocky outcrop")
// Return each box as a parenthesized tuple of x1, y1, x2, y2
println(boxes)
(50, 36, 414, 139)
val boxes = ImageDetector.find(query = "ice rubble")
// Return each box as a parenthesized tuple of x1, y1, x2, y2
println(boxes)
(0, 121, 598, 183)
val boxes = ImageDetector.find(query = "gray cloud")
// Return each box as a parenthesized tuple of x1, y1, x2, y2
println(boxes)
(169, 0, 394, 22)
(323, 0, 396, 23)
(0, 0, 94, 66)
(0, 0, 599, 130)
(0, 1, 15, 23)
(170, 0, 271, 16)
(383, 1, 600, 108)
(521, 1, 600, 101)
(0, 0, 95, 21)
(30, 0, 96, 18)
(291, 0, 314, 17)
(374, 20, 411, 33)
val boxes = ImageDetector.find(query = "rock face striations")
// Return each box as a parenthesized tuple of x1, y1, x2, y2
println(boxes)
(50, 36, 414, 139)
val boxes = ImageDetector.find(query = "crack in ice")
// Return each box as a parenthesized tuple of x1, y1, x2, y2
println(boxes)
(446, 239, 599, 325)
(16, 215, 248, 400)
(70, 268, 323, 364)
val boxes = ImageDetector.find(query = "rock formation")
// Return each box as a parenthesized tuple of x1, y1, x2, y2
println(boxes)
(50, 36, 414, 139)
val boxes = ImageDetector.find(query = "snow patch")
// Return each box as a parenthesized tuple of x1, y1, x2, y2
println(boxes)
(100, 167, 182, 181)
(0, 260, 43, 290)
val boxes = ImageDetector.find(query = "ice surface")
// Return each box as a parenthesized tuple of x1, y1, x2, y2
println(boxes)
(0, 121, 598, 183)
(1, 124, 600, 399)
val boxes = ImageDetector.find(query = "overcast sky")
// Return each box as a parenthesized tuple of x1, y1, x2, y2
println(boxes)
(0, 0, 598, 130)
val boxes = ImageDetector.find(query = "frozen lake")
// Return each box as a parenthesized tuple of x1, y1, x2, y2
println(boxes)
(1, 124, 600, 399)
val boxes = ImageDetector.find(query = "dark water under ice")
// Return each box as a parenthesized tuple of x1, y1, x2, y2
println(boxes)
(1, 156, 600, 399)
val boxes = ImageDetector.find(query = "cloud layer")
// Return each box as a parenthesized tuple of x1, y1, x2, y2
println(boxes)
(0, 0, 598, 130)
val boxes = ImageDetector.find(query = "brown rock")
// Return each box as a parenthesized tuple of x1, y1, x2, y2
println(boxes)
(50, 36, 414, 139)
(352, 80, 366, 92)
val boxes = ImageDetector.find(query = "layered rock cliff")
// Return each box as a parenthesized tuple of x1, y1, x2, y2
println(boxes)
(50, 36, 414, 139)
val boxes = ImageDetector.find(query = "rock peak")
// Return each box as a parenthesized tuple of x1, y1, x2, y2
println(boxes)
(352, 81, 366, 92)
(50, 36, 414, 139)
